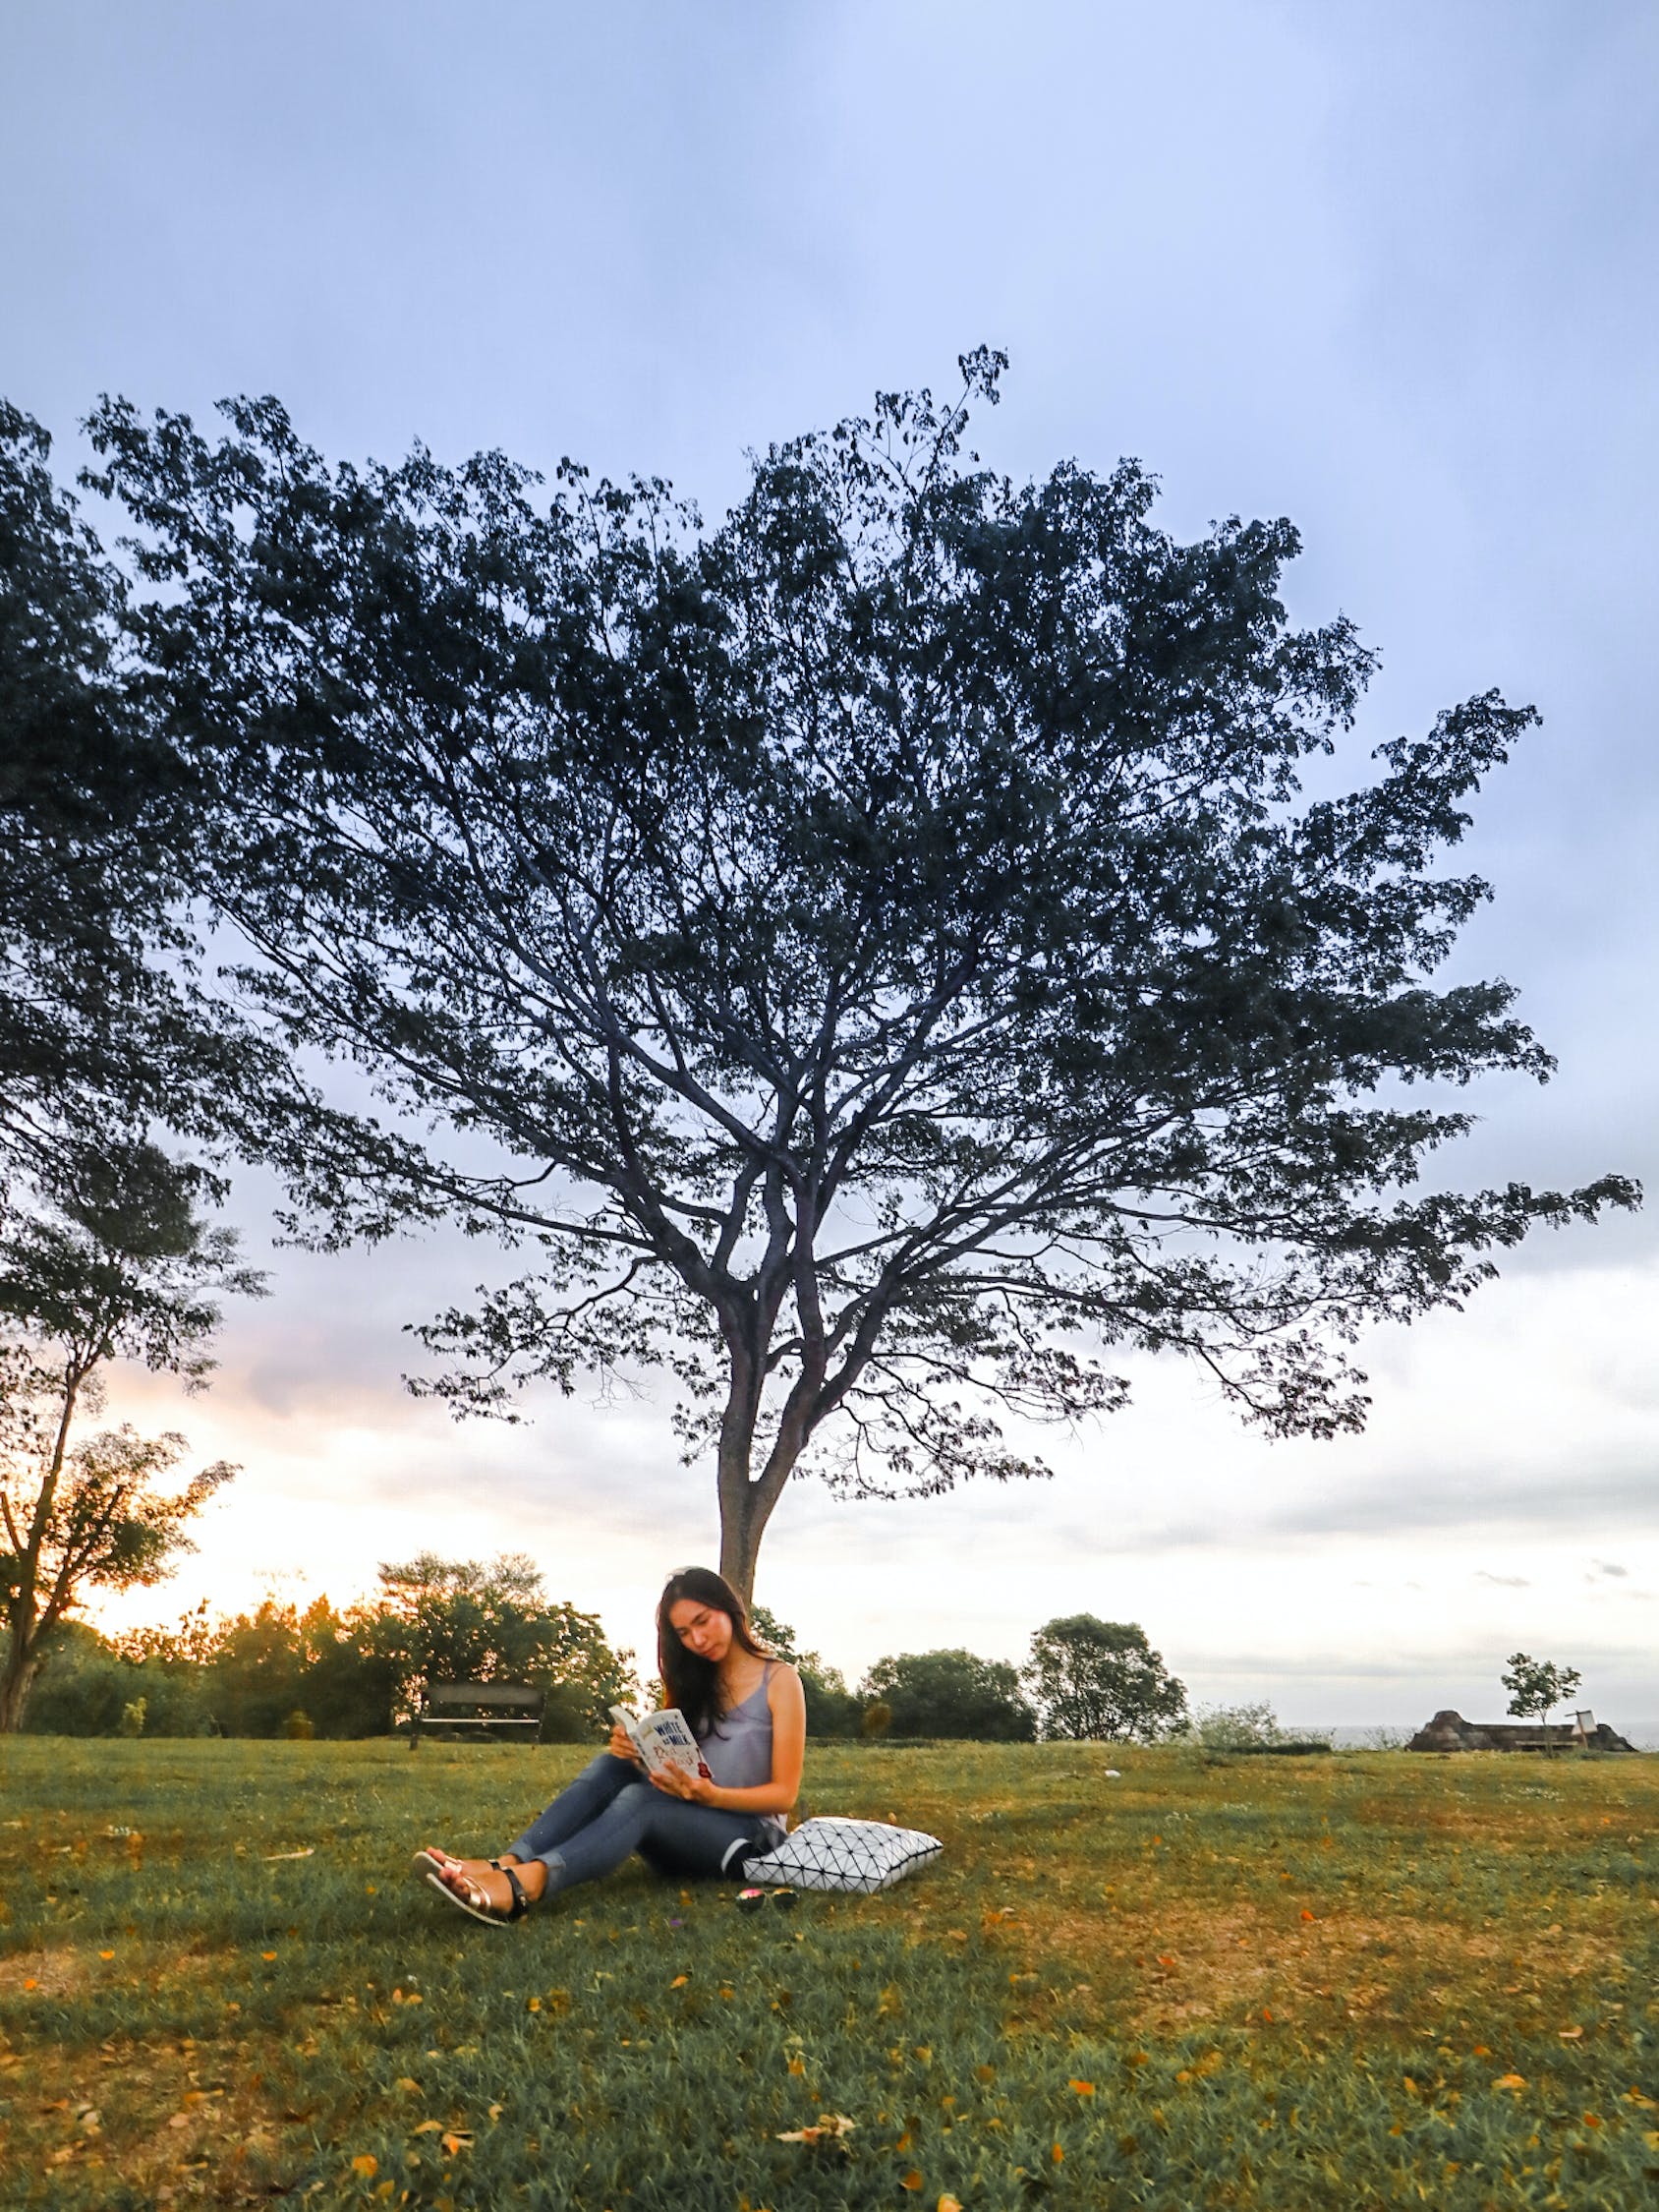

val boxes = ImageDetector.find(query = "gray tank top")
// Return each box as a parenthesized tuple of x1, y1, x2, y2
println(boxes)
(697, 1660, 785, 1841)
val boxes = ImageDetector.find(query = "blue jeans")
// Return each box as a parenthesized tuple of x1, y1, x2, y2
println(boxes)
(505, 1753, 768, 1894)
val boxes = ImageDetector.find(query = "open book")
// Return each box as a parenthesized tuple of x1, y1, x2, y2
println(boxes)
(610, 1705, 713, 1780)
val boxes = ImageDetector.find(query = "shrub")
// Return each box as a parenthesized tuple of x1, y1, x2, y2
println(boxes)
(860, 1650, 1037, 1741)
(1185, 1701, 1332, 1753)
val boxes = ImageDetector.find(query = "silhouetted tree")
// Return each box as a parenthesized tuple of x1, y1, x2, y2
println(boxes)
(0, 404, 397, 1232)
(0, 1141, 256, 1728)
(84, 357, 1638, 1599)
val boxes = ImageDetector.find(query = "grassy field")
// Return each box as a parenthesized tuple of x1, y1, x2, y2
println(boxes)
(0, 1738, 1653, 2211)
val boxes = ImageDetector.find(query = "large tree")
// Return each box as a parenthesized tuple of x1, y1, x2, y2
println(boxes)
(85, 355, 1636, 1598)
(0, 1139, 256, 1728)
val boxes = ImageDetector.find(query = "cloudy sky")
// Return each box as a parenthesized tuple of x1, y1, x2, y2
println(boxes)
(5, 1, 1656, 1730)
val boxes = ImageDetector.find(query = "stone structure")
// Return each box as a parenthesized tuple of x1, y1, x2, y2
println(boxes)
(1406, 1708, 1636, 1753)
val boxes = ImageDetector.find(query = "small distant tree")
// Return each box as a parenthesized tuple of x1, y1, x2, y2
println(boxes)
(860, 1647, 1036, 1741)
(1024, 1614, 1188, 1741)
(1501, 1652, 1582, 1755)
(0, 1141, 257, 1730)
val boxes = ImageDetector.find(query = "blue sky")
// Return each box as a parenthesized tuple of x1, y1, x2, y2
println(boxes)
(5, 2, 1656, 1727)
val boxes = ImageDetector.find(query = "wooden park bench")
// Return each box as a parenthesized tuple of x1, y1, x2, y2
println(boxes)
(409, 1680, 544, 1752)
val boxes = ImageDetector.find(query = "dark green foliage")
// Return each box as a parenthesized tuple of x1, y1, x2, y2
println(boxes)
(368, 1550, 637, 1730)
(1024, 1614, 1189, 1741)
(79, 361, 1639, 1597)
(862, 1646, 1037, 1740)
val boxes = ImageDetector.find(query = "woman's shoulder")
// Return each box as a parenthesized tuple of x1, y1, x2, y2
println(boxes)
(764, 1658, 804, 1698)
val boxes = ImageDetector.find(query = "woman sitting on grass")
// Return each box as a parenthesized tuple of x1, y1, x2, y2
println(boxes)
(415, 1566, 805, 1924)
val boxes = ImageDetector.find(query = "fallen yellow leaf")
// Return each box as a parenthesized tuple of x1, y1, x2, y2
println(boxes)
(350, 2154, 377, 2178)
(1069, 2078, 1095, 2097)
(776, 2115, 857, 2145)
(1559, 2026, 1583, 2040)
(394, 2078, 420, 2095)
(413, 2120, 443, 2135)
(669, 1974, 689, 1988)
(1494, 2073, 1526, 2091)
(899, 2173, 924, 2192)
(1053, 2141, 1064, 2163)
(939, 2198, 963, 2212)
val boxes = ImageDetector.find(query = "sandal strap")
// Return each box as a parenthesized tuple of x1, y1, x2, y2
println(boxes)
(502, 1864, 531, 1920)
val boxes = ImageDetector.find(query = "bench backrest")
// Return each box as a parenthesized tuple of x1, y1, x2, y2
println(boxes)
(423, 1681, 543, 1713)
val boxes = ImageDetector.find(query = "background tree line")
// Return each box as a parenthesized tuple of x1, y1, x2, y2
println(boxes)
(7, 1576, 1188, 1747)
(7, 1552, 638, 1742)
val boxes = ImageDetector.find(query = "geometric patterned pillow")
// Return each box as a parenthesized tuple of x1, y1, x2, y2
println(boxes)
(740, 1815, 943, 1893)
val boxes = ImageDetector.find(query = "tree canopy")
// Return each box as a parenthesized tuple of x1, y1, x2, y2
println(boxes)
(82, 354, 1638, 1595)
(1023, 1614, 1188, 1741)
(861, 1646, 1036, 1741)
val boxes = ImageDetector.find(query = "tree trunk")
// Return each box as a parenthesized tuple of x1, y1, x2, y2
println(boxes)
(717, 1469, 783, 1607)
(715, 1433, 797, 1607)
(0, 1629, 39, 1734)
(712, 1324, 822, 1605)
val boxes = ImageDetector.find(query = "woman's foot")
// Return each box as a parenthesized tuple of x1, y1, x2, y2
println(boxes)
(415, 1847, 518, 1888)
(414, 1848, 548, 1916)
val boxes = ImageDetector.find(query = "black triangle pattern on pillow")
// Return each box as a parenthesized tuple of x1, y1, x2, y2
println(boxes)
(740, 1815, 943, 1893)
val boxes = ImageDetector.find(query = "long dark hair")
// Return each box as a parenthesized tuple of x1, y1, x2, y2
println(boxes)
(657, 1566, 769, 1741)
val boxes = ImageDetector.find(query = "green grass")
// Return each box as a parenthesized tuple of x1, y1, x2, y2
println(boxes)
(0, 1738, 1654, 2210)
